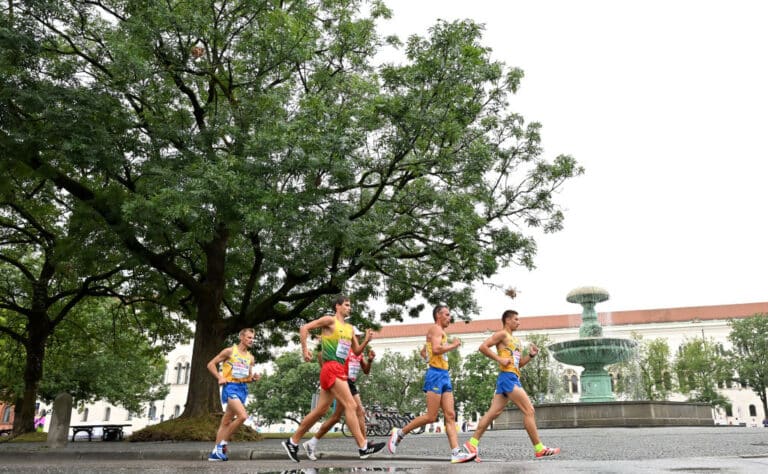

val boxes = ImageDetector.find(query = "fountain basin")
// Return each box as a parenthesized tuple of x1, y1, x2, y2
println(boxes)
(550, 338, 637, 366)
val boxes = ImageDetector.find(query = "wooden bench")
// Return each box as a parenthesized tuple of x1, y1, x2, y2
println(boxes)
(70, 424, 132, 441)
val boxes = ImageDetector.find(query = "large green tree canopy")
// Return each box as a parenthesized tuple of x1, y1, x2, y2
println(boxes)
(4, 0, 582, 415)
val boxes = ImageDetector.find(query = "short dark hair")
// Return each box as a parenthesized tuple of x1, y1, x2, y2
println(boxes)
(333, 294, 350, 312)
(501, 310, 518, 324)
(432, 304, 448, 321)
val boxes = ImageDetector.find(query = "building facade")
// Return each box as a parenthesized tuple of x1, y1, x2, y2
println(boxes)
(39, 301, 768, 434)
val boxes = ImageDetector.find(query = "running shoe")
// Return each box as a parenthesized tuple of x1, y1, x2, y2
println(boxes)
(450, 450, 477, 464)
(302, 440, 318, 461)
(534, 446, 560, 458)
(463, 440, 481, 462)
(282, 439, 300, 462)
(207, 450, 228, 462)
(387, 428, 402, 454)
(359, 441, 386, 459)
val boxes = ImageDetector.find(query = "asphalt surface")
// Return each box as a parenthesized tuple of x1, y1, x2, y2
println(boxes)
(0, 426, 766, 473)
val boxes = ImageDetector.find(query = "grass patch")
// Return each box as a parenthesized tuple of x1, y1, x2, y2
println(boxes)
(128, 414, 262, 442)
(0, 431, 47, 443)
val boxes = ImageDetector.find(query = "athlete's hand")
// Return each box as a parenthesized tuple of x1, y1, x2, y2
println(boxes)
(529, 344, 539, 357)
(250, 373, 261, 382)
(499, 357, 512, 367)
(364, 328, 374, 341)
(367, 349, 376, 361)
(303, 348, 314, 362)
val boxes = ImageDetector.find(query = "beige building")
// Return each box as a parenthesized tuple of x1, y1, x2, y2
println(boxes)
(44, 301, 767, 435)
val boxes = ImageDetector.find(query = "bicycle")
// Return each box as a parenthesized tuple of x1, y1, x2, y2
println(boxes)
(341, 409, 391, 437)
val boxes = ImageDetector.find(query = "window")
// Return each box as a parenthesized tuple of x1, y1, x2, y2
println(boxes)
(184, 362, 191, 384)
(749, 405, 757, 417)
(173, 405, 181, 418)
(725, 405, 733, 417)
(2, 406, 11, 423)
(127, 412, 133, 421)
(175, 363, 183, 385)
(571, 374, 579, 394)
(104, 407, 111, 422)
(81, 408, 89, 422)
(148, 403, 156, 420)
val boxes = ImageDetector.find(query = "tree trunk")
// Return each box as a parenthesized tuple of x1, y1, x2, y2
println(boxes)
(182, 308, 227, 417)
(181, 228, 230, 418)
(15, 322, 47, 434)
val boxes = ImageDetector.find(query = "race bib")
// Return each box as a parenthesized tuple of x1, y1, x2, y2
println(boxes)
(336, 339, 351, 360)
(513, 349, 521, 369)
(231, 362, 250, 380)
(348, 357, 361, 381)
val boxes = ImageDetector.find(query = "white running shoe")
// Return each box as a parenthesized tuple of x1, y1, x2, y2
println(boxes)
(451, 449, 477, 464)
(387, 428, 402, 454)
(302, 440, 317, 461)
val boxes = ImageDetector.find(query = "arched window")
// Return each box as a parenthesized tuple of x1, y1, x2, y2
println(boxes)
(81, 408, 89, 422)
(725, 405, 732, 417)
(173, 405, 181, 418)
(571, 374, 579, 394)
(148, 403, 156, 420)
(104, 407, 111, 422)
(2, 406, 11, 423)
(749, 405, 757, 417)
(184, 362, 191, 384)
(175, 363, 183, 385)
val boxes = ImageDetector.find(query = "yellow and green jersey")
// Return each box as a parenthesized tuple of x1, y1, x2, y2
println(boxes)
(321, 320, 353, 364)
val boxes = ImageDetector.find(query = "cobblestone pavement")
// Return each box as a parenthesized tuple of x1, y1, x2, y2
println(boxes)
(0, 426, 766, 473)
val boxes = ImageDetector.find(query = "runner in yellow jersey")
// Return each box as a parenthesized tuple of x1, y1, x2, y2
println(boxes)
(206, 328, 260, 461)
(463, 310, 560, 460)
(282, 295, 385, 462)
(388, 304, 476, 463)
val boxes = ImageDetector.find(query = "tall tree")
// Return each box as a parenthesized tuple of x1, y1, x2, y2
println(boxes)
(0, 176, 130, 433)
(674, 337, 731, 409)
(0, 299, 176, 424)
(728, 313, 768, 419)
(7, 1, 582, 416)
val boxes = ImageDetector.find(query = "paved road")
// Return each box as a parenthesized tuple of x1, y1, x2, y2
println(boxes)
(0, 426, 766, 473)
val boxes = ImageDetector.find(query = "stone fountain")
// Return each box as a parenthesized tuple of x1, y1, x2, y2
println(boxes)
(494, 286, 714, 428)
(549, 286, 636, 402)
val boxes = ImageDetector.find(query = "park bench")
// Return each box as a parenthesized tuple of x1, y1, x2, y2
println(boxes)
(70, 423, 132, 442)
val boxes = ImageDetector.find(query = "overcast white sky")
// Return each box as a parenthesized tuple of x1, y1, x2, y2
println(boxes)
(377, 0, 768, 321)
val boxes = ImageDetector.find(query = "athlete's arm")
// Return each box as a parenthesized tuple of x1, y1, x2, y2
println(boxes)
(519, 342, 539, 368)
(352, 328, 373, 355)
(300, 315, 335, 362)
(207, 347, 233, 385)
(361, 349, 375, 374)
(427, 326, 459, 355)
(479, 330, 510, 366)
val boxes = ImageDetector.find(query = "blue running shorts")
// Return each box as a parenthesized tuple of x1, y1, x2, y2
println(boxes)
(496, 371, 522, 395)
(221, 382, 248, 405)
(423, 367, 452, 394)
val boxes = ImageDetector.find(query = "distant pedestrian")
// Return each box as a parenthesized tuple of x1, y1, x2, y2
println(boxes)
(206, 328, 260, 461)
(463, 310, 559, 460)
(388, 304, 476, 463)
